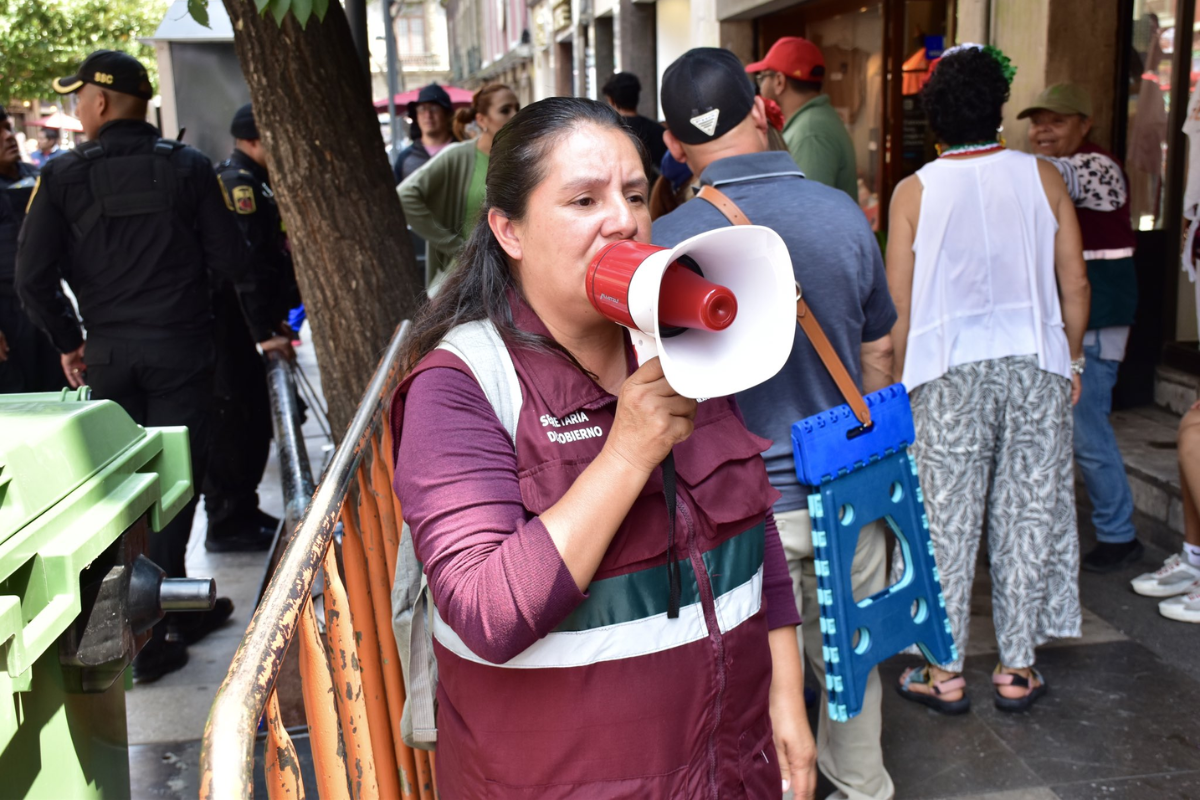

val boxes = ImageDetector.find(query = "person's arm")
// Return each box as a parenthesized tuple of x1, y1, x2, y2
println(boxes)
(860, 334, 894, 393)
(769, 626, 817, 799)
(398, 149, 469, 253)
(397, 357, 696, 664)
(194, 159, 250, 287)
(1038, 152, 1127, 212)
(1038, 159, 1090, 404)
(539, 357, 696, 589)
(14, 173, 84, 356)
(223, 171, 294, 358)
(884, 175, 921, 382)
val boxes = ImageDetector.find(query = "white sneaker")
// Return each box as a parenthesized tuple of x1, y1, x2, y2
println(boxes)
(1130, 554, 1200, 597)
(1159, 591, 1200, 623)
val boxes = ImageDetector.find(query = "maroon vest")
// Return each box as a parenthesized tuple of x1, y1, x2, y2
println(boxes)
(394, 307, 783, 799)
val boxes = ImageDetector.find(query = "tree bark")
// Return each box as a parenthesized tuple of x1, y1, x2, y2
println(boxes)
(223, 0, 422, 436)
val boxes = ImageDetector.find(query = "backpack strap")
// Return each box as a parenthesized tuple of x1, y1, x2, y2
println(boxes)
(435, 320, 522, 441)
(392, 319, 522, 749)
(696, 184, 872, 427)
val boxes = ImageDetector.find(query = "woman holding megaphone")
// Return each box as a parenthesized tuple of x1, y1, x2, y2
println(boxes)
(390, 97, 816, 799)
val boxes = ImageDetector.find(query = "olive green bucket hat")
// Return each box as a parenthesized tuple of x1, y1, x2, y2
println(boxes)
(1017, 82, 1093, 119)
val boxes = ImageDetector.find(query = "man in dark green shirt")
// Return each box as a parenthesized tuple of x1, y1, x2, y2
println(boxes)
(746, 37, 858, 199)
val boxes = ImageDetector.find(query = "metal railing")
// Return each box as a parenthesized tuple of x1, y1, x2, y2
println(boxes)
(200, 320, 438, 799)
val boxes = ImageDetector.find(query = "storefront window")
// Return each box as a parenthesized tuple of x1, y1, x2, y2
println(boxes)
(1126, 0, 1187, 231)
(804, 5, 885, 226)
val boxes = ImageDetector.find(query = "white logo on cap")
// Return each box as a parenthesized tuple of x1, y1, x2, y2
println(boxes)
(690, 109, 720, 137)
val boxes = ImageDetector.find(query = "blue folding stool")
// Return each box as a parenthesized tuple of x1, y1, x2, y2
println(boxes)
(792, 385, 958, 722)
(684, 190, 958, 721)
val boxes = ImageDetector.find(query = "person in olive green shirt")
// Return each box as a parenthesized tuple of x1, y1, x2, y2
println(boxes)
(746, 37, 857, 199)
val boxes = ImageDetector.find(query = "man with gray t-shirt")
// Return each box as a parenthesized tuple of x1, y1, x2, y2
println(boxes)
(653, 48, 897, 800)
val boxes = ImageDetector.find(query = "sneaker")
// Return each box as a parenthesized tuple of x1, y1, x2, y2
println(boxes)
(1082, 540, 1145, 574)
(1159, 591, 1200, 623)
(132, 639, 189, 684)
(205, 523, 275, 552)
(1131, 554, 1200, 597)
(175, 597, 236, 646)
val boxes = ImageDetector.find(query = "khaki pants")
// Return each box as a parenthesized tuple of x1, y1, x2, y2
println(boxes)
(775, 507, 894, 800)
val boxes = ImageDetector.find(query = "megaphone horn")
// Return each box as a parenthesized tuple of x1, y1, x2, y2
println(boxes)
(585, 226, 797, 399)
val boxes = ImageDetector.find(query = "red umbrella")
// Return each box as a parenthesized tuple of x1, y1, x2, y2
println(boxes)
(373, 85, 474, 112)
(34, 112, 84, 132)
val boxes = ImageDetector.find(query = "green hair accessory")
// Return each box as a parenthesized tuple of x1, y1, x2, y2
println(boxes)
(983, 45, 1017, 85)
(941, 43, 1018, 85)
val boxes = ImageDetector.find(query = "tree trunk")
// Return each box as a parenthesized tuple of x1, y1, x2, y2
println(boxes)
(222, 0, 422, 435)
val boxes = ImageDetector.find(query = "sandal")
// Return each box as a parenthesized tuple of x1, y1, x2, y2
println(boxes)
(992, 665, 1048, 713)
(896, 665, 971, 715)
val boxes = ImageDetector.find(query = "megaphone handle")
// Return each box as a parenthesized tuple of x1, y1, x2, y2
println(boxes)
(630, 330, 659, 366)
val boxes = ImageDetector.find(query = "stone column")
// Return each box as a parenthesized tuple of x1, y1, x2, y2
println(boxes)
(618, 0, 658, 117)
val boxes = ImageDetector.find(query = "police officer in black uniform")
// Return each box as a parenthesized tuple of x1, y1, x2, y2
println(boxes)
(0, 107, 60, 393)
(15, 51, 246, 682)
(206, 103, 300, 552)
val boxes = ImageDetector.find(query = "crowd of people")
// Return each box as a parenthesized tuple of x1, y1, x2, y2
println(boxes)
(389, 38, 1200, 800)
(1, 49, 300, 683)
(2, 31, 1198, 800)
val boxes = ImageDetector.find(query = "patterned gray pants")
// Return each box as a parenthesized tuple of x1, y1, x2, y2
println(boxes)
(909, 356, 1082, 672)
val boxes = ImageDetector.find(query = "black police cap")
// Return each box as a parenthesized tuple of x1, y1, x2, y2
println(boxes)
(231, 103, 259, 140)
(53, 50, 154, 101)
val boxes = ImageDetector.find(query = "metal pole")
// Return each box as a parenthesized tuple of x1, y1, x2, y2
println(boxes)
(264, 352, 316, 537)
(382, 0, 400, 153)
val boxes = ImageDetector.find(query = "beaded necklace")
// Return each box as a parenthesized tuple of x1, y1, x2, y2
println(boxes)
(936, 140, 1005, 158)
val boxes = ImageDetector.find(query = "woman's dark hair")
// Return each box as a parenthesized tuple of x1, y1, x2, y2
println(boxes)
(919, 47, 1011, 145)
(602, 72, 641, 111)
(401, 96, 646, 371)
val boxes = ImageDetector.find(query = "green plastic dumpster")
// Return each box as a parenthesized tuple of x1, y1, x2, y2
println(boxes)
(0, 388, 213, 798)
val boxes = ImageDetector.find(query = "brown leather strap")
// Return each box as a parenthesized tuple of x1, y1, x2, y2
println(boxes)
(697, 185, 752, 226)
(795, 295, 872, 425)
(697, 185, 872, 426)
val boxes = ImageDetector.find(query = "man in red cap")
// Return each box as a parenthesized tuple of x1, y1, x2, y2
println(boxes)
(746, 37, 857, 199)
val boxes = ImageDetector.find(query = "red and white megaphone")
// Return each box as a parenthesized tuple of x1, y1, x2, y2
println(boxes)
(586, 226, 796, 399)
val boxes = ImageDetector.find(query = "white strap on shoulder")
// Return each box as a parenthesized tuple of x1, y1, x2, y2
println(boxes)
(436, 319, 523, 444)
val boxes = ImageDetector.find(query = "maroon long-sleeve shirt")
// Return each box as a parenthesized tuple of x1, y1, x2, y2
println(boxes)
(396, 364, 799, 663)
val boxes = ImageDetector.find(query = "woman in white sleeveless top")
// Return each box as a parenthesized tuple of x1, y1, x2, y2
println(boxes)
(885, 46, 1091, 714)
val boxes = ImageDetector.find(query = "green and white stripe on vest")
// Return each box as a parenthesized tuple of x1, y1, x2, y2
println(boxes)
(432, 522, 765, 669)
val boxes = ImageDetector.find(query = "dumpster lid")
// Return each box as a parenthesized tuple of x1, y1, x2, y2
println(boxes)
(0, 389, 146, 542)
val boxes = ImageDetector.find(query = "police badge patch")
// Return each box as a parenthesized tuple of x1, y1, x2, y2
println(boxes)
(233, 185, 256, 214)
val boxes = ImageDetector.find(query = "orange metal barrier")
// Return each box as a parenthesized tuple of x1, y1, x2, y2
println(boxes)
(199, 321, 438, 799)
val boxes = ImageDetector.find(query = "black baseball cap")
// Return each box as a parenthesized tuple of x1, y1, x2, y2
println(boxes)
(53, 50, 154, 101)
(661, 48, 756, 146)
(231, 103, 260, 140)
(407, 83, 453, 117)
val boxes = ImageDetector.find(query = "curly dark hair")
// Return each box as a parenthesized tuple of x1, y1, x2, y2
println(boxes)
(919, 47, 1011, 145)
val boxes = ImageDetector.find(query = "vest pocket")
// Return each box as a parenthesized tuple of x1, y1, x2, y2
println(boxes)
(738, 713, 781, 799)
(674, 403, 777, 533)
